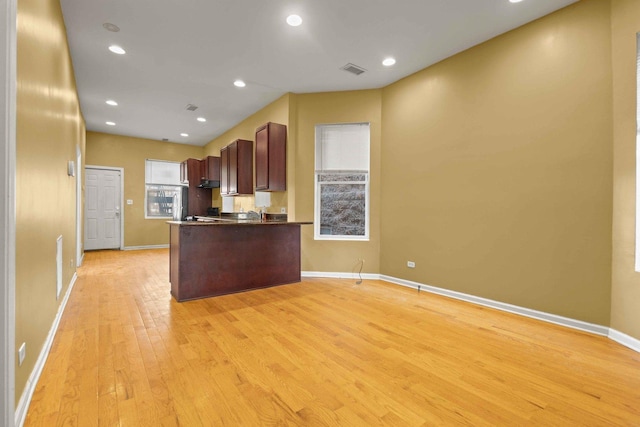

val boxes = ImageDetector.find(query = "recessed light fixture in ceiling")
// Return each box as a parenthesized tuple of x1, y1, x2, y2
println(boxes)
(180, 133, 189, 137)
(106, 121, 116, 126)
(105, 99, 118, 106)
(102, 22, 120, 32)
(286, 14, 303, 27)
(382, 57, 396, 67)
(509, 0, 524, 3)
(108, 45, 126, 55)
(197, 117, 207, 122)
(234, 80, 246, 88)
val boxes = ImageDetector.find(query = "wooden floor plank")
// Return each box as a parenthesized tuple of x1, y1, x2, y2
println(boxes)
(23, 249, 640, 426)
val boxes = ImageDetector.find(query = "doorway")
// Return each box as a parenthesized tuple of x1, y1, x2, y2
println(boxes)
(85, 166, 124, 250)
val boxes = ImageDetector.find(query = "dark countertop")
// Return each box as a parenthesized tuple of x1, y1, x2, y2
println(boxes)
(167, 219, 312, 226)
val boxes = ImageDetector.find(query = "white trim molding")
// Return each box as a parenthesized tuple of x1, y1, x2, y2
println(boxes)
(124, 244, 169, 251)
(1, 0, 17, 425)
(302, 271, 379, 281)
(380, 275, 610, 337)
(609, 328, 640, 353)
(302, 272, 639, 353)
(14, 273, 77, 427)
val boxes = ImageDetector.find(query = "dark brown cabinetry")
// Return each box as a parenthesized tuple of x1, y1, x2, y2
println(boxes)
(220, 139, 253, 196)
(180, 158, 205, 185)
(255, 122, 287, 191)
(200, 156, 220, 188)
(180, 158, 211, 216)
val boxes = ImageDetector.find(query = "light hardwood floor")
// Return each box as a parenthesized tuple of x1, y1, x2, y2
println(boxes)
(24, 249, 640, 426)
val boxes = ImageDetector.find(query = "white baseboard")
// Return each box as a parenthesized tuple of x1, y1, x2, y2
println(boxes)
(123, 244, 169, 251)
(15, 272, 77, 427)
(609, 328, 640, 353)
(380, 275, 610, 337)
(302, 271, 379, 281)
(302, 271, 631, 347)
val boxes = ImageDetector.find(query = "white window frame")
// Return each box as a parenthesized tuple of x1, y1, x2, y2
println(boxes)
(314, 123, 370, 241)
(636, 33, 640, 272)
(144, 159, 182, 219)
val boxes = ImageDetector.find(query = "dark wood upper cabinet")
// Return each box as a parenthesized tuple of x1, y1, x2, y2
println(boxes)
(255, 122, 286, 192)
(220, 139, 253, 196)
(180, 158, 205, 185)
(180, 158, 211, 216)
(199, 156, 220, 187)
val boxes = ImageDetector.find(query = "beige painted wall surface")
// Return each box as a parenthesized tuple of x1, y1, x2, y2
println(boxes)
(204, 94, 290, 214)
(611, 0, 640, 340)
(86, 132, 203, 247)
(15, 0, 86, 402)
(381, 0, 613, 325)
(293, 90, 382, 274)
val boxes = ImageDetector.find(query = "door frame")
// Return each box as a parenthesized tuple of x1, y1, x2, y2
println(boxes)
(1, 0, 17, 425)
(76, 146, 82, 266)
(85, 165, 125, 251)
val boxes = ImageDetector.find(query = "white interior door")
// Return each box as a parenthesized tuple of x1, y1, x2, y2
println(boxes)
(85, 167, 122, 250)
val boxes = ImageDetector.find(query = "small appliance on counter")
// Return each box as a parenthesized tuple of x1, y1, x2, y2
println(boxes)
(206, 207, 220, 217)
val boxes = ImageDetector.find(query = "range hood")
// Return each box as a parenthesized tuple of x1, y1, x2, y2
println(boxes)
(198, 179, 220, 189)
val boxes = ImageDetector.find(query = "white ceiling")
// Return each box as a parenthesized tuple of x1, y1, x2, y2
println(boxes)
(60, 0, 578, 146)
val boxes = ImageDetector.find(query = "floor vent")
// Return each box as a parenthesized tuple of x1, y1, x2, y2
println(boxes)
(341, 63, 366, 76)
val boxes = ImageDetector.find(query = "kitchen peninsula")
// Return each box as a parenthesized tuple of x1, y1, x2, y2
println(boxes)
(168, 218, 312, 301)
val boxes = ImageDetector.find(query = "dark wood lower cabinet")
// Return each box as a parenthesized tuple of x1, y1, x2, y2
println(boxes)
(169, 222, 304, 301)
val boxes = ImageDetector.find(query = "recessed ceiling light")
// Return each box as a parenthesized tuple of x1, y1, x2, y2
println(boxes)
(382, 57, 396, 67)
(106, 121, 116, 126)
(509, 0, 524, 3)
(197, 117, 206, 122)
(105, 100, 118, 106)
(234, 80, 246, 88)
(286, 15, 303, 27)
(108, 45, 126, 55)
(180, 133, 189, 137)
(102, 23, 120, 32)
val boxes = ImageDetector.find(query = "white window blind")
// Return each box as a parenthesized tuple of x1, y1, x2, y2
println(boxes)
(145, 159, 182, 219)
(145, 159, 181, 185)
(314, 123, 370, 240)
(315, 123, 370, 172)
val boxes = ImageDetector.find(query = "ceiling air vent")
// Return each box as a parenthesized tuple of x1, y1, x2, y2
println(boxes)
(185, 104, 198, 111)
(341, 63, 366, 76)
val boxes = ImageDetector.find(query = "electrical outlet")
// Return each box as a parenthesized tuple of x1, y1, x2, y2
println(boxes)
(407, 261, 416, 268)
(127, 199, 133, 205)
(18, 343, 26, 366)
(280, 207, 286, 213)
(70, 259, 74, 268)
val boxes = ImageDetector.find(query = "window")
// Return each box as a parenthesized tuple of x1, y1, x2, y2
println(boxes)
(314, 123, 370, 240)
(145, 159, 182, 219)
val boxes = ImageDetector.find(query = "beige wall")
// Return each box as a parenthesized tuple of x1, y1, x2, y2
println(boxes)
(203, 90, 383, 274)
(611, 0, 640, 340)
(15, 0, 86, 401)
(293, 90, 382, 274)
(85, 131, 204, 247)
(380, 0, 613, 325)
(204, 94, 291, 214)
(14, 0, 640, 410)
